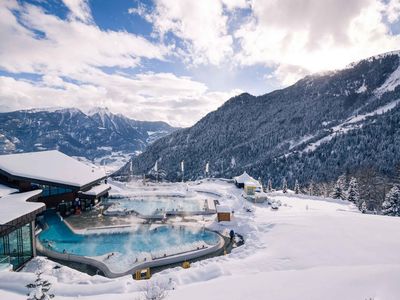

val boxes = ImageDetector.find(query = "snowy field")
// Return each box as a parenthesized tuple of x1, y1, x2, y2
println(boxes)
(1, 179, 400, 299)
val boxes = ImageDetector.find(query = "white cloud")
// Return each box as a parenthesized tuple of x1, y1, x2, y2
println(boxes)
(62, 0, 93, 24)
(235, 0, 400, 85)
(0, 1, 167, 75)
(0, 73, 241, 127)
(2, 0, 400, 128)
(133, 0, 236, 66)
(386, 0, 400, 23)
(128, 0, 400, 86)
(0, 0, 244, 127)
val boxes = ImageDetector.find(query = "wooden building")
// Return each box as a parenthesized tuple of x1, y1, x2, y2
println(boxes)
(216, 205, 232, 222)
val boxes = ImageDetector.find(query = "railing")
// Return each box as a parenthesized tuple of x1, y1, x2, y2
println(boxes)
(36, 232, 225, 278)
(0, 256, 11, 272)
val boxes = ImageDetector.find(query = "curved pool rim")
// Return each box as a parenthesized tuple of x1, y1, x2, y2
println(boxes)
(36, 214, 225, 278)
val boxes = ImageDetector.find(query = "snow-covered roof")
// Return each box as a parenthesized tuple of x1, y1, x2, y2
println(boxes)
(79, 184, 111, 197)
(0, 150, 107, 188)
(0, 190, 45, 225)
(0, 184, 18, 198)
(234, 172, 261, 187)
(216, 205, 231, 213)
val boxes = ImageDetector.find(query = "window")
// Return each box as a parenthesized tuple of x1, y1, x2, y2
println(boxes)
(36, 184, 72, 197)
(0, 223, 33, 270)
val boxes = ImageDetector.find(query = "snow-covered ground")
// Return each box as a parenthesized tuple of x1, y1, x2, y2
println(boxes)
(74, 151, 133, 175)
(1, 179, 400, 299)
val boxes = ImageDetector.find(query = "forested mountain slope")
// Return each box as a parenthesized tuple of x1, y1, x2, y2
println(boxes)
(122, 51, 400, 194)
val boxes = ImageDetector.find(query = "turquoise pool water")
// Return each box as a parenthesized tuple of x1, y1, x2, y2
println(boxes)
(38, 211, 220, 257)
(105, 197, 206, 216)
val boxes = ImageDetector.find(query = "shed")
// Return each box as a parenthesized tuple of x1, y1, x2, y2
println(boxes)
(216, 205, 231, 222)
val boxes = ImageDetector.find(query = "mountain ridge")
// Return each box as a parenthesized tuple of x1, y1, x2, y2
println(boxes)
(0, 107, 177, 162)
(120, 50, 400, 193)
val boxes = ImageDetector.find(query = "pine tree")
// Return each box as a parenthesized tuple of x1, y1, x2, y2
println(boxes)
(360, 200, 367, 213)
(332, 175, 346, 200)
(26, 272, 54, 300)
(382, 185, 400, 216)
(347, 177, 360, 204)
(294, 179, 300, 194)
(282, 178, 288, 193)
(267, 178, 273, 192)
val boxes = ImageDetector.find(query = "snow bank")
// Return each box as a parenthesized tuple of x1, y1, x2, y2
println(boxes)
(2, 179, 400, 300)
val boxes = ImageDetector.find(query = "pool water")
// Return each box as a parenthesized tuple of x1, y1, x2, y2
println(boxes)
(38, 211, 220, 257)
(105, 197, 206, 216)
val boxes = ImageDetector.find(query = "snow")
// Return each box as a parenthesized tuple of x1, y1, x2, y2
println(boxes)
(0, 150, 106, 188)
(1, 179, 400, 300)
(233, 172, 260, 187)
(304, 99, 400, 152)
(288, 134, 315, 150)
(0, 184, 18, 198)
(80, 184, 111, 196)
(375, 59, 400, 96)
(92, 151, 133, 175)
(346, 98, 400, 124)
(0, 190, 44, 224)
(216, 205, 231, 213)
(356, 81, 367, 93)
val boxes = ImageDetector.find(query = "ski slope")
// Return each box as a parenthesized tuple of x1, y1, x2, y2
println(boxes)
(1, 180, 400, 300)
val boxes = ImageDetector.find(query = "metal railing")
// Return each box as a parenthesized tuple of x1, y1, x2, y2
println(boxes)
(0, 256, 11, 272)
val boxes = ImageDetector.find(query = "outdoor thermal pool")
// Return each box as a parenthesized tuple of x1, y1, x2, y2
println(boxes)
(38, 211, 221, 259)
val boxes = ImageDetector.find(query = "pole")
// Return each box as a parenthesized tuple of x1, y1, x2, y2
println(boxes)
(181, 160, 185, 183)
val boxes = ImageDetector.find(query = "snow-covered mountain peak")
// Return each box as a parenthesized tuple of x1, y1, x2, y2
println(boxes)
(86, 107, 113, 117)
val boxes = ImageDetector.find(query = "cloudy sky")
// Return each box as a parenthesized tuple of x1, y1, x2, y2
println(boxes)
(1, 0, 400, 126)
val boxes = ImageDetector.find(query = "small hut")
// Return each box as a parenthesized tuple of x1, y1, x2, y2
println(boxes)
(216, 205, 231, 222)
(234, 171, 258, 188)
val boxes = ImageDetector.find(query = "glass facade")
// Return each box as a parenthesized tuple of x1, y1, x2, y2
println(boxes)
(34, 184, 72, 197)
(0, 223, 33, 270)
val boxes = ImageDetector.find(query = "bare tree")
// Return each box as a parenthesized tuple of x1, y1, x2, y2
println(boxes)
(137, 280, 170, 300)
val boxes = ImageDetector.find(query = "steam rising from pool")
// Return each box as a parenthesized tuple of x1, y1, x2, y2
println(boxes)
(38, 211, 220, 268)
(103, 196, 207, 216)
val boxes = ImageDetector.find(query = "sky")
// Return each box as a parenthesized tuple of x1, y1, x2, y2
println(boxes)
(1, 0, 400, 127)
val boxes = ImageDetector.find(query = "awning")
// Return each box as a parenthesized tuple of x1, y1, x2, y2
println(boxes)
(79, 183, 111, 198)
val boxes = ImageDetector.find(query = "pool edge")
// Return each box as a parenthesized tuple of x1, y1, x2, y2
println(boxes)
(36, 229, 226, 278)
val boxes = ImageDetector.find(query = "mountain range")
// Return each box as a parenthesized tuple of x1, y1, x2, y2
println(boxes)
(120, 51, 400, 191)
(0, 107, 176, 164)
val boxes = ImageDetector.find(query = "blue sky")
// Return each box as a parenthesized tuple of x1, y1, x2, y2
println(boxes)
(1, 0, 400, 126)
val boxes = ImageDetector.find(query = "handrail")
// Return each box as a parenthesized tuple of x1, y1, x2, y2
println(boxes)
(36, 232, 225, 278)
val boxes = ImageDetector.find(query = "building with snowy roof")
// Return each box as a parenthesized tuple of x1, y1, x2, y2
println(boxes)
(233, 171, 261, 189)
(0, 150, 110, 209)
(0, 187, 45, 271)
(216, 205, 232, 222)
